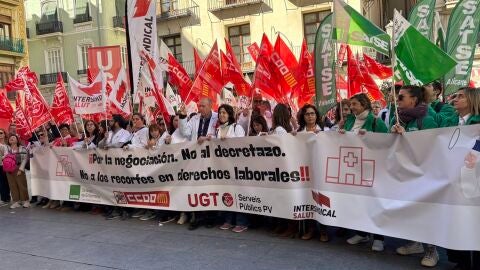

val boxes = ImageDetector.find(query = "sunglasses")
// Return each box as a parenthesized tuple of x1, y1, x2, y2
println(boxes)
(38, 133, 45, 137)
(397, 94, 408, 101)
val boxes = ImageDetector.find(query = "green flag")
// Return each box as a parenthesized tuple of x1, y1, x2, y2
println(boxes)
(334, 0, 390, 55)
(314, 13, 336, 116)
(393, 10, 457, 86)
(444, 0, 480, 95)
(408, 0, 436, 41)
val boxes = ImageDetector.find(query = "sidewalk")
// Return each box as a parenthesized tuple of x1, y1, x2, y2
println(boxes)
(0, 206, 453, 270)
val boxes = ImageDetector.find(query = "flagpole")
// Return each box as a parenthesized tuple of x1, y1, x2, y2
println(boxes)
(79, 116, 89, 149)
(389, 18, 400, 126)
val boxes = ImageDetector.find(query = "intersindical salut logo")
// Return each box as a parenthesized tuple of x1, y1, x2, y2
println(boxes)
(69, 185, 81, 200)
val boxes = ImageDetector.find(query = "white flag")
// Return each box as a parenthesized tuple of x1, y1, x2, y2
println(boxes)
(69, 71, 106, 115)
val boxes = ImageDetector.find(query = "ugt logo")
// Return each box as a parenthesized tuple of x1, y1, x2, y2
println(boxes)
(326, 147, 375, 187)
(56, 155, 74, 177)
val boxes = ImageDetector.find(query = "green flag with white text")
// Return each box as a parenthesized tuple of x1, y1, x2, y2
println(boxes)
(314, 13, 336, 116)
(334, 0, 390, 56)
(408, 0, 436, 41)
(444, 0, 480, 95)
(393, 10, 457, 86)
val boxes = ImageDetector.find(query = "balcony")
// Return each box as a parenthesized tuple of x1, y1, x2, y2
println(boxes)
(36, 21, 63, 36)
(113, 16, 125, 29)
(73, 13, 92, 24)
(156, 0, 198, 21)
(40, 72, 68, 85)
(288, 0, 328, 7)
(0, 37, 24, 54)
(77, 69, 87, 75)
(208, 0, 267, 12)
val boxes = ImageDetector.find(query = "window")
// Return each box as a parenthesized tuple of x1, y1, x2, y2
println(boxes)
(115, 0, 126, 17)
(0, 23, 11, 39)
(78, 44, 92, 71)
(303, 11, 330, 51)
(160, 0, 178, 13)
(121, 45, 128, 67)
(47, 49, 63, 73)
(163, 35, 182, 62)
(228, 24, 251, 66)
(41, 1, 58, 22)
(0, 64, 14, 89)
(75, 0, 89, 16)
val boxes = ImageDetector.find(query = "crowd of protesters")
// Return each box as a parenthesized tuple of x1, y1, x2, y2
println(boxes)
(0, 82, 479, 269)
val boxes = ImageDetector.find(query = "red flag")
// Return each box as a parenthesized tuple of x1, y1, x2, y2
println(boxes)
(362, 53, 393, 79)
(145, 55, 175, 127)
(225, 38, 241, 71)
(190, 41, 223, 102)
(14, 109, 32, 140)
(108, 68, 131, 118)
(0, 92, 13, 119)
(359, 60, 385, 105)
(347, 46, 384, 103)
(272, 35, 299, 98)
(193, 48, 203, 78)
(221, 51, 252, 97)
(5, 66, 38, 92)
(296, 40, 315, 107)
(337, 44, 347, 67)
(23, 81, 52, 131)
(50, 73, 74, 125)
(87, 68, 94, 84)
(347, 46, 363, 97)
(168, 54, 195, 104)
(247, 42, 260, 63)
(253, 34, 282, 103)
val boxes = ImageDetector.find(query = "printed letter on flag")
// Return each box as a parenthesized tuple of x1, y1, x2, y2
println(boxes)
(314, 13, 336, 116)
(408, 0, 436, 41)
(443, 0, 480, 95)
(127, 0, 160, 95)
(334, 0, 390, 55)
(69, 71, 106, 115)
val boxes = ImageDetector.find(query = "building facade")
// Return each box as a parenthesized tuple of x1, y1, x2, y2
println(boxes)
(156, 0, 361, 77)
(0, 0, 28, 97)
(25, 0, 127, 102)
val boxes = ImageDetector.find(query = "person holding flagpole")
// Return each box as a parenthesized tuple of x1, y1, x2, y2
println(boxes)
(391, 85, 439, 267)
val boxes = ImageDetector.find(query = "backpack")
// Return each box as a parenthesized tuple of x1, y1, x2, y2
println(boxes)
(3, 152, 19, 173)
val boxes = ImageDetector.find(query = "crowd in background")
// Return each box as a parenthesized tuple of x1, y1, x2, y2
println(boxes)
(0, 82, 479, 269)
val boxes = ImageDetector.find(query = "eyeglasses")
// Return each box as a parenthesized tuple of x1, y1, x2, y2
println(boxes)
(397, 94, 409, 101)
(304, 112, 316, 116)
(38, 133, 45, 137)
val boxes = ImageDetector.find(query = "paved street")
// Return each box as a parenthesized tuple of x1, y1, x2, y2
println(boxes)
(0, 206, 454, 270)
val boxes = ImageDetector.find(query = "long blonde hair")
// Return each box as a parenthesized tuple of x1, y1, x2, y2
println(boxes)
(463, 87, 480, 116)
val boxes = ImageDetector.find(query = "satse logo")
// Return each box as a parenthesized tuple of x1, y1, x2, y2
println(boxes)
(326, 146, 375, 187)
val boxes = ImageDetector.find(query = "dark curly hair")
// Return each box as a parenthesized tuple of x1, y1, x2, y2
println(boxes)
(297, 104, 324, 132)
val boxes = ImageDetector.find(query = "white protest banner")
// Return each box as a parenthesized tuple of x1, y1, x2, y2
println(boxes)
(31, 125, 480, 250)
